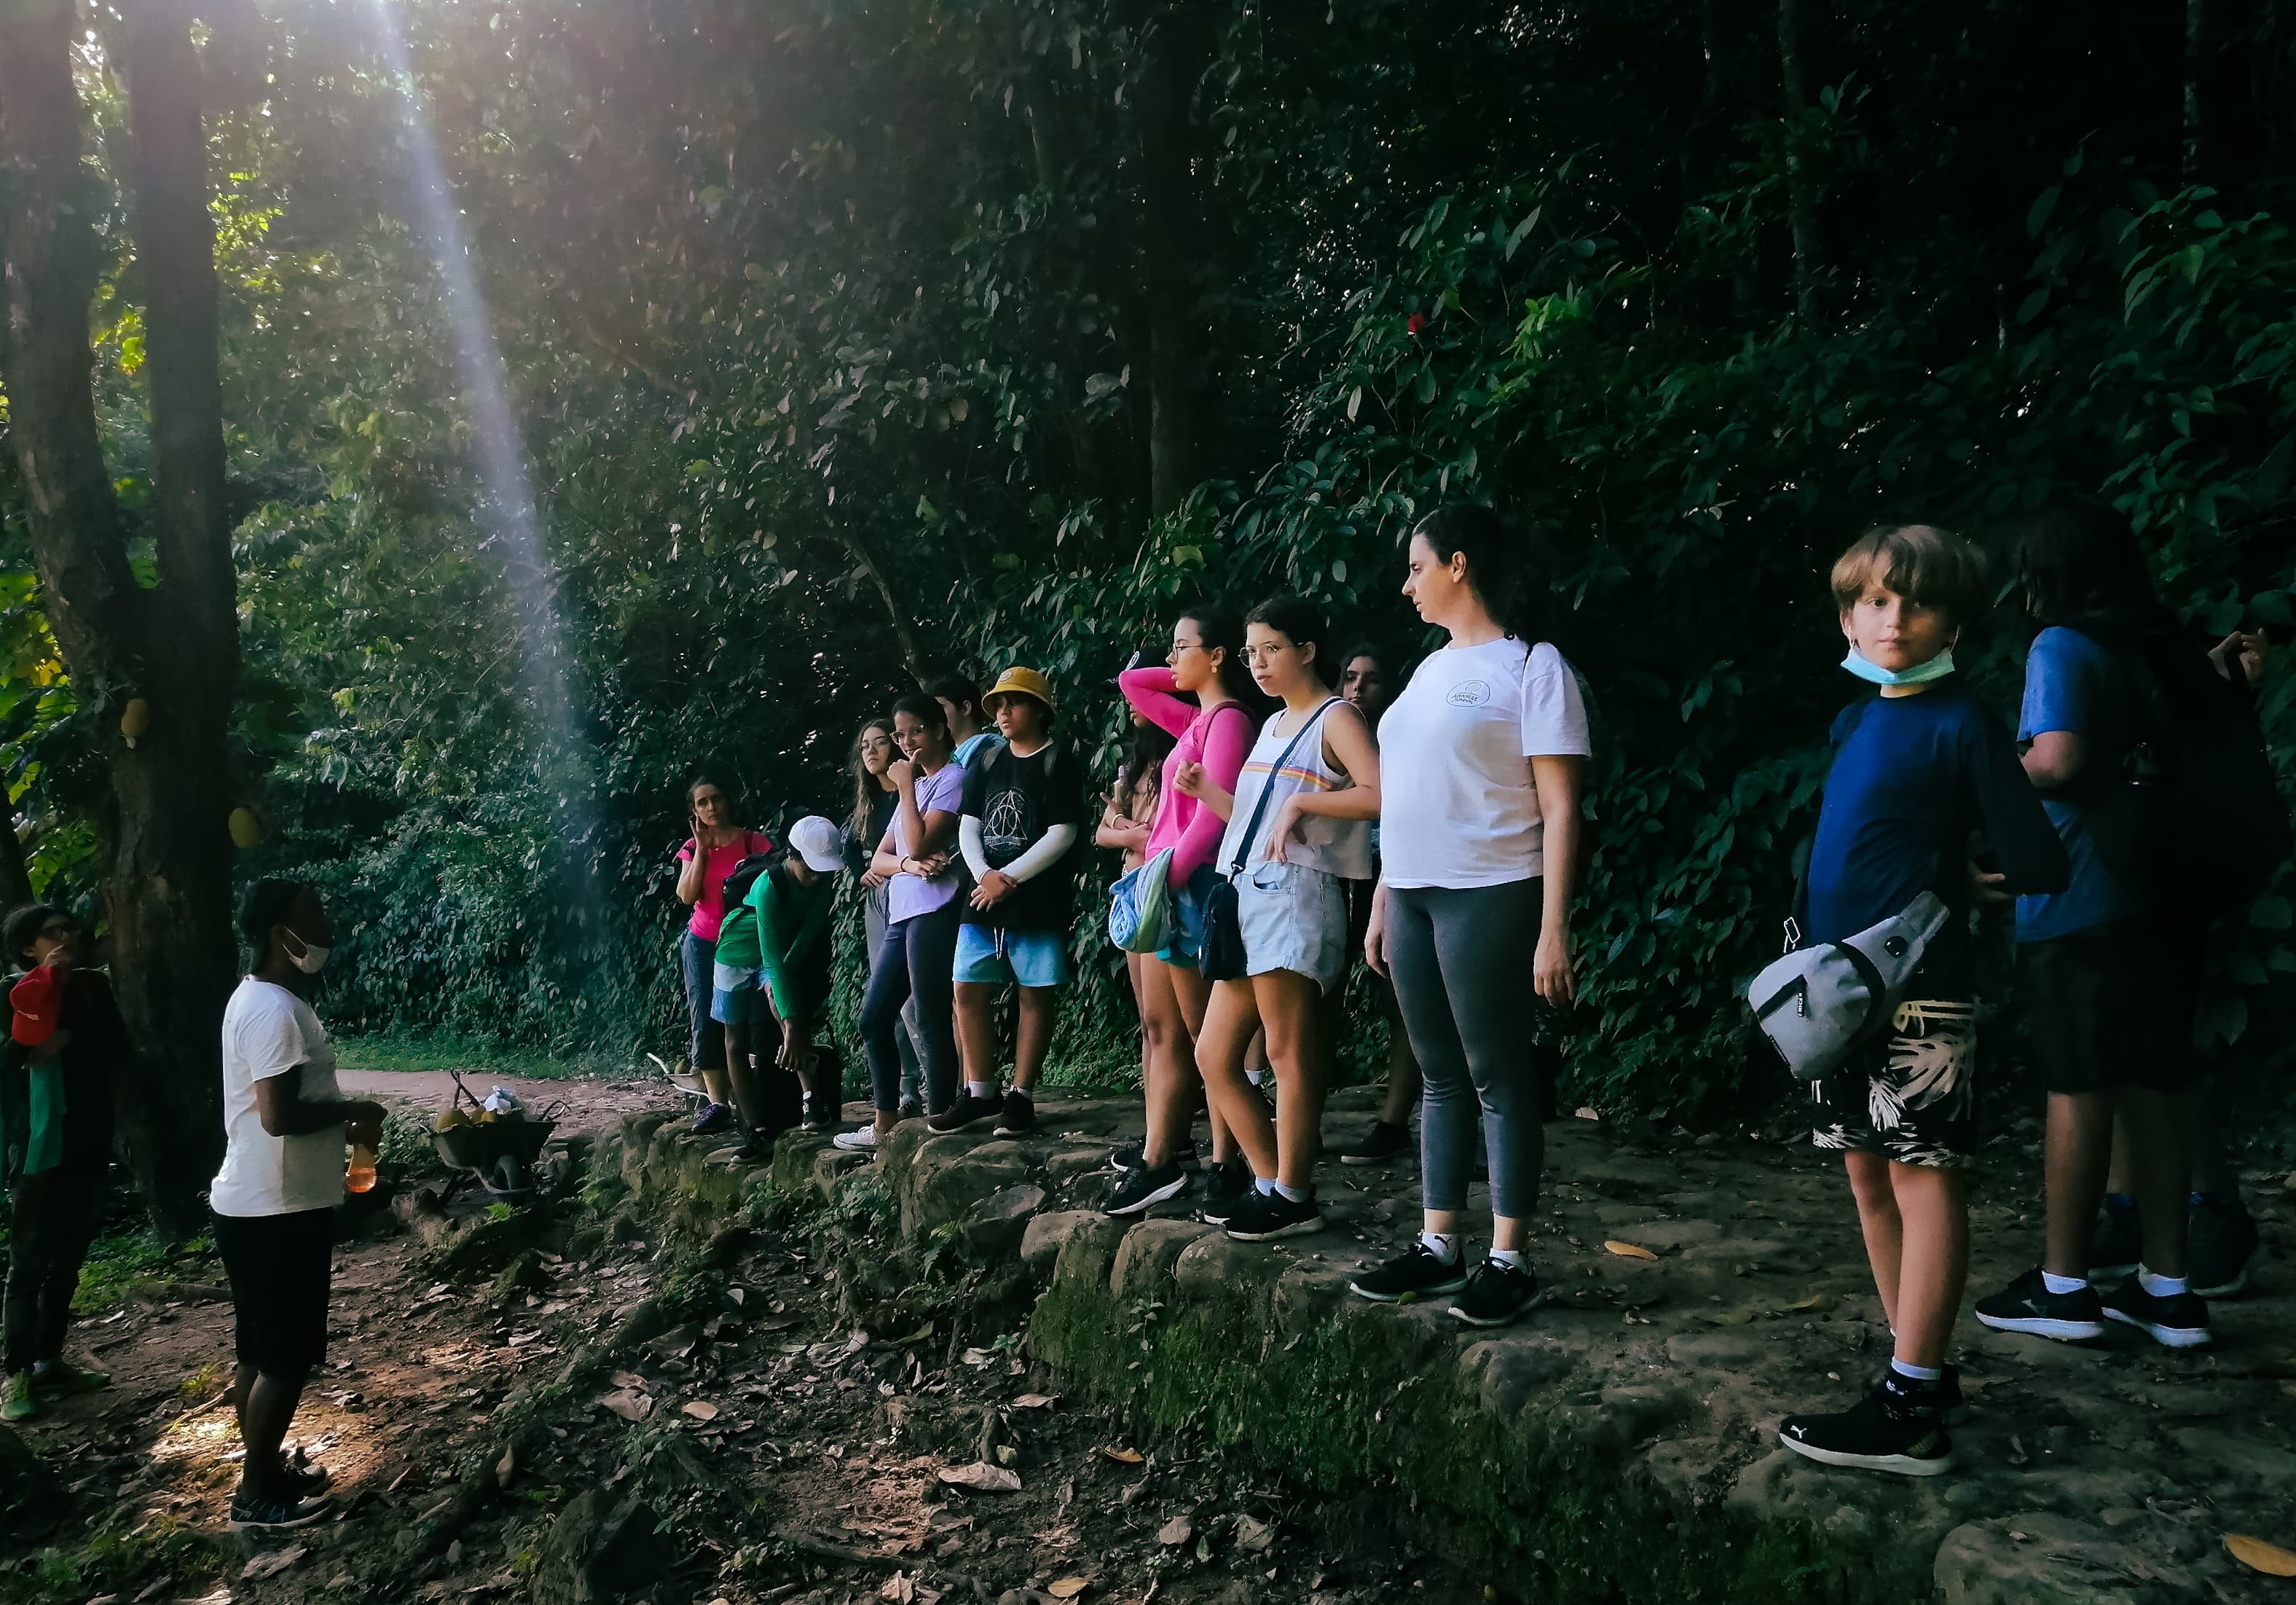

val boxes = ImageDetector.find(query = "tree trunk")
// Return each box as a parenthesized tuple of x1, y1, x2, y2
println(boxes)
(1, 0, 240, 1235)
(1774, 0, 1823, 321)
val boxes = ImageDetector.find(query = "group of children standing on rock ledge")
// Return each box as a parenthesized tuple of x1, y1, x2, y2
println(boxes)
(660, 499, 2280, 1481)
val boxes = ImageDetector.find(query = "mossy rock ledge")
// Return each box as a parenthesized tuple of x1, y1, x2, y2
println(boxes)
(597, 1091, 2296, 1605)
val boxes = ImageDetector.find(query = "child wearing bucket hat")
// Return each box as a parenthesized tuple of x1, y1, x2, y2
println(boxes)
(940, 667, 1085, 1137)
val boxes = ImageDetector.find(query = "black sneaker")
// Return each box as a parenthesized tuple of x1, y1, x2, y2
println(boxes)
(991, 1090, 1037, 1137)
(1192, 1157, 1252, 1225)
(1110, 1137, 1198, 1173)
(2098, 1276, 2212, 1348)
(227, 1488, 331, 1531)
(1335, 1121, 1411, 1166)
(2088, 1196, 2142, 1282)
(1973, 1267, 2107, 1341)
(1449, 1259, 1544, 1327)
(1350, 1243, 1471, 1303)
(2189, 1193, 2260, 1298)
(1777, 1374, 1955, 1477)
(929, 1091, 1002, 1134)
(279, 1456, 330, 1502)
(732, 1132, 774, 1163)
(1103, 1162, 1190, 1217)
(1865, 1362, 1968, 1426)
(1224, 1189, 1323, 1242)
(801, 1095, 838, 1134)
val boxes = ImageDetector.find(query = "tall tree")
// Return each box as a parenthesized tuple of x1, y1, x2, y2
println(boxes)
(1, 0, 240, 1233)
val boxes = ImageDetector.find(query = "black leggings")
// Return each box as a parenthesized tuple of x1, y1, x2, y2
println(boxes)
(860, 904, 960, 1115)
(4, 1160, 104, 1374)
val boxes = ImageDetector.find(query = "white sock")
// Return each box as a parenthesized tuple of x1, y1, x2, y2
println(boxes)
(1275, 1182, 1310, 1204)
(1255, 1176, 1279, 1196)
(2137, 1265, 2188, 1298)
(1419, 1232, 1458, 1263)
(1487, 1247, 1525, 1271)
(967, 1080, 996, 1099)
(1889, 1358, 1943, 1383)
(2041, 1271, 2088, 1295)
(1246, 1067, 1268, 1086)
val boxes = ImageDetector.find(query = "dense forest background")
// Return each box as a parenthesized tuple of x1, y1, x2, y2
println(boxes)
(5, 0, 2295, 1139)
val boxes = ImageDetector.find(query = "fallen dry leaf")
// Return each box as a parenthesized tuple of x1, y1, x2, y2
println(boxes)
(597, 1388, 653, 1422)
(610, 1370, 648, 1391)
(1603, 1241, 1659, 1260)
(1047, 1580, 1091, 1599)
(2227, 1534, 2296, 1577)
(1100, 1446, 1144, 1465)
(1013, 1392, 1058, 1410)
(937, 1460, 1023, 1492)
(682, 1400, 721, 1421)
(239, 1546, 307, 1581)
(1233, 1514, 1274, 1555)
(1156, 1515, 1193, 1546)
(1785, 1293, 1832, 1313)
(1702, 1307, 1753, 1328)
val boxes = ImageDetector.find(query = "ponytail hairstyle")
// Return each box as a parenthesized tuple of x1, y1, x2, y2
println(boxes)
(1412, 504, 1555, 645)
(1179, 603, 1263, 707)
(2014, 495, 2164, 629)
(847, 717, 897, 841)
(1246, 594, 1334, 688)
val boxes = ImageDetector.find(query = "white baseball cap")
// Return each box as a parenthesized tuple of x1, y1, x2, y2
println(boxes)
(788, 815, 845, 874)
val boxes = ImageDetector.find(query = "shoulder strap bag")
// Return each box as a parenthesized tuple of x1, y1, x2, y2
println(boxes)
(1199, 699, 1341, 983)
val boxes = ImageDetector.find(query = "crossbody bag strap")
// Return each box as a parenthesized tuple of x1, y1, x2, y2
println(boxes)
(1227, 697, 1343, 876)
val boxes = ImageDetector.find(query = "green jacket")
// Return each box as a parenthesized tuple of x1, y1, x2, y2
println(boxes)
(715, 860, 834, 1021)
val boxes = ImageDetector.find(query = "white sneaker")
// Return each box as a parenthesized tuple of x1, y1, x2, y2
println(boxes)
(832, 1127, 880, 1152)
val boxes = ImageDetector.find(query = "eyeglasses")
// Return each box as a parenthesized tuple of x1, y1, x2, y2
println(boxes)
(1168, 640, 1205, 656)
(37, 921, 74, 938)
(1242, 643, 1293, 664)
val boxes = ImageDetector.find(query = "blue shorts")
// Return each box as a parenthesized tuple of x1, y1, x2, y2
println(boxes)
(1156, 865, 1222, 969)
(709, 961, 766, 1024)
(953, 924, 1070, 989)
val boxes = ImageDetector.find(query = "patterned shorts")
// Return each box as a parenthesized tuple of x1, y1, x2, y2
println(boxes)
(1809, 998, 1977, 1169)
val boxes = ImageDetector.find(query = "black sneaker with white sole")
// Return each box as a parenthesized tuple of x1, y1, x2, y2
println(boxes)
(1449, 1259, 1544, 1327)
(1103, 1161, 1190, 1217)
(928, 1091, 1002, 1134)
(1110, 1138, 1199, 1173)
(1973, 1267, 2107, 1341)
(1224, 1190, 1322, 1242)
(1349, 1243, 1470, 1303)
(1866, 1362, 1968, 1426)
(1192, 1157, 1252, 1225)
(991, 1090, 1037, 1137)
(2098, 1276, 2212, 1348)
(1777, 1373, 1955, 1477)
(227, 1488, 331, 1531)
(1334, 1120, 1411, 1166)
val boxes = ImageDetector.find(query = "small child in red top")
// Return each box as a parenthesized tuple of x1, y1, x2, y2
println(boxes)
(9, 964, 62, 1049)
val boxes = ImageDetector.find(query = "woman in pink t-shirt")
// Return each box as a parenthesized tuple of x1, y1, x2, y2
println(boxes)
(674, 774, 771, 1133)
(1101, 606, 1260, 1217)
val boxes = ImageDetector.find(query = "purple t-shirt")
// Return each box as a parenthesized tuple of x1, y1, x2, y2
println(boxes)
(883, 761, 970, 923)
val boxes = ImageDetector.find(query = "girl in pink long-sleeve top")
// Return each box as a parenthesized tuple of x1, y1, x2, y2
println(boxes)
(1102, 607, 1262, 1218)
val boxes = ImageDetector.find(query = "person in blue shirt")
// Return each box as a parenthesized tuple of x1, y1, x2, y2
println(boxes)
(1778, 525, 2067, 1479)
(1975, 497, 2238, 1351)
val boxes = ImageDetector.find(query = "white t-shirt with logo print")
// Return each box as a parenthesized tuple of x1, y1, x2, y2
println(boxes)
(1377, 636, 1592, 889)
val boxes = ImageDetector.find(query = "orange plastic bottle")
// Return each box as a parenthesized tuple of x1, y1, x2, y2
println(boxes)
(346, 1142, 379, 1194)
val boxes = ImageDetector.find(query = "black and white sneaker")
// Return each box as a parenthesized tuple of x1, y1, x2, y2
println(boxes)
(1103, 1162, 1190, 1217)
(1973, 1267, 2107, 1341)
(227, 1487, 331, 1531)
(929, 1091, 1002, 1134)
(801, 1094, 838, 1134)
(991, 1090, 1037, 1137)
(1350, 1243, 1471, 1303)
(2098, 1276, 2212, 1349)
(1449, 1259, 1544, 1327)
(1335, 1121, 1411, 1166)
(1224, 1189, 1322, 1242)
(1192, 1157, 1252, 1225)
(1866, 1362, 1968, 1426)
(1111, 1137, 1199, 1173)
(1778, 1374, 1955, 1477)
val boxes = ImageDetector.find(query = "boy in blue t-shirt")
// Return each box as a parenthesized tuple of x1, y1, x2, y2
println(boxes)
(1975, 498, 2225, 1351)
(1777, 525, 2067, 1478)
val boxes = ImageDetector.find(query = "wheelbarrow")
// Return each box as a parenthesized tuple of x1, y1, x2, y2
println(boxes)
(430, 1072, 563, 1200)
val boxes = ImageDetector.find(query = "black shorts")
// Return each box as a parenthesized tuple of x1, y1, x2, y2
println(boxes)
(2020, 919, 2202, 1095)
(213, 1208, 335, 1378)
(1809, 997, 1978, 1168)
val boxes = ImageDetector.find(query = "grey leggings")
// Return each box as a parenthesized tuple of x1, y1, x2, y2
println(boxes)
(1385, 878, 1544, 1219)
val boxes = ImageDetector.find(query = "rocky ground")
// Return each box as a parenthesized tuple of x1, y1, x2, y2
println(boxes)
(0, 1071, 2291, 1605)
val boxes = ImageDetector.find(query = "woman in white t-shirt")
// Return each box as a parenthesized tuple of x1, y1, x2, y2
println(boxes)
(1351, 507, 1591, 1329)
(211, 879, 385, 1531)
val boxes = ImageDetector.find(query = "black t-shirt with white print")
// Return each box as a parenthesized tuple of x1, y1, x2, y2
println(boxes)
(959, 742, 1085, 932)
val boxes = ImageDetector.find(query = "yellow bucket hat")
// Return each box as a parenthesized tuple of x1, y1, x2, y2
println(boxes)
(982, 666, 1055, 713)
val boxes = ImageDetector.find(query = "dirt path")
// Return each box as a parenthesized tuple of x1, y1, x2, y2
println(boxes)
(339, 1069, 679, 1134)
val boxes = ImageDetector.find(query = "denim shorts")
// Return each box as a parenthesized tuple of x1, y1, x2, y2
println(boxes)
(1156, 865, 1222, 969)
(1235, 860, 1351, 992)
(953, 924, 1070, 989)
(709, 961, 766, 1024)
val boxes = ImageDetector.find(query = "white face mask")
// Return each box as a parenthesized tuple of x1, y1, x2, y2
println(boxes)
(282, 930, 331, 975)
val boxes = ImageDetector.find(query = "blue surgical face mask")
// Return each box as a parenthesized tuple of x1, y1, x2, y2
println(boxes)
(1841, 645, 1957, 686)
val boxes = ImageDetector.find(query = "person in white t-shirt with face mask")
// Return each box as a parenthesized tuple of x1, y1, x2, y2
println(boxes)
(210, 879, 385, 1531)
(1351, 506, 1592, 1329)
